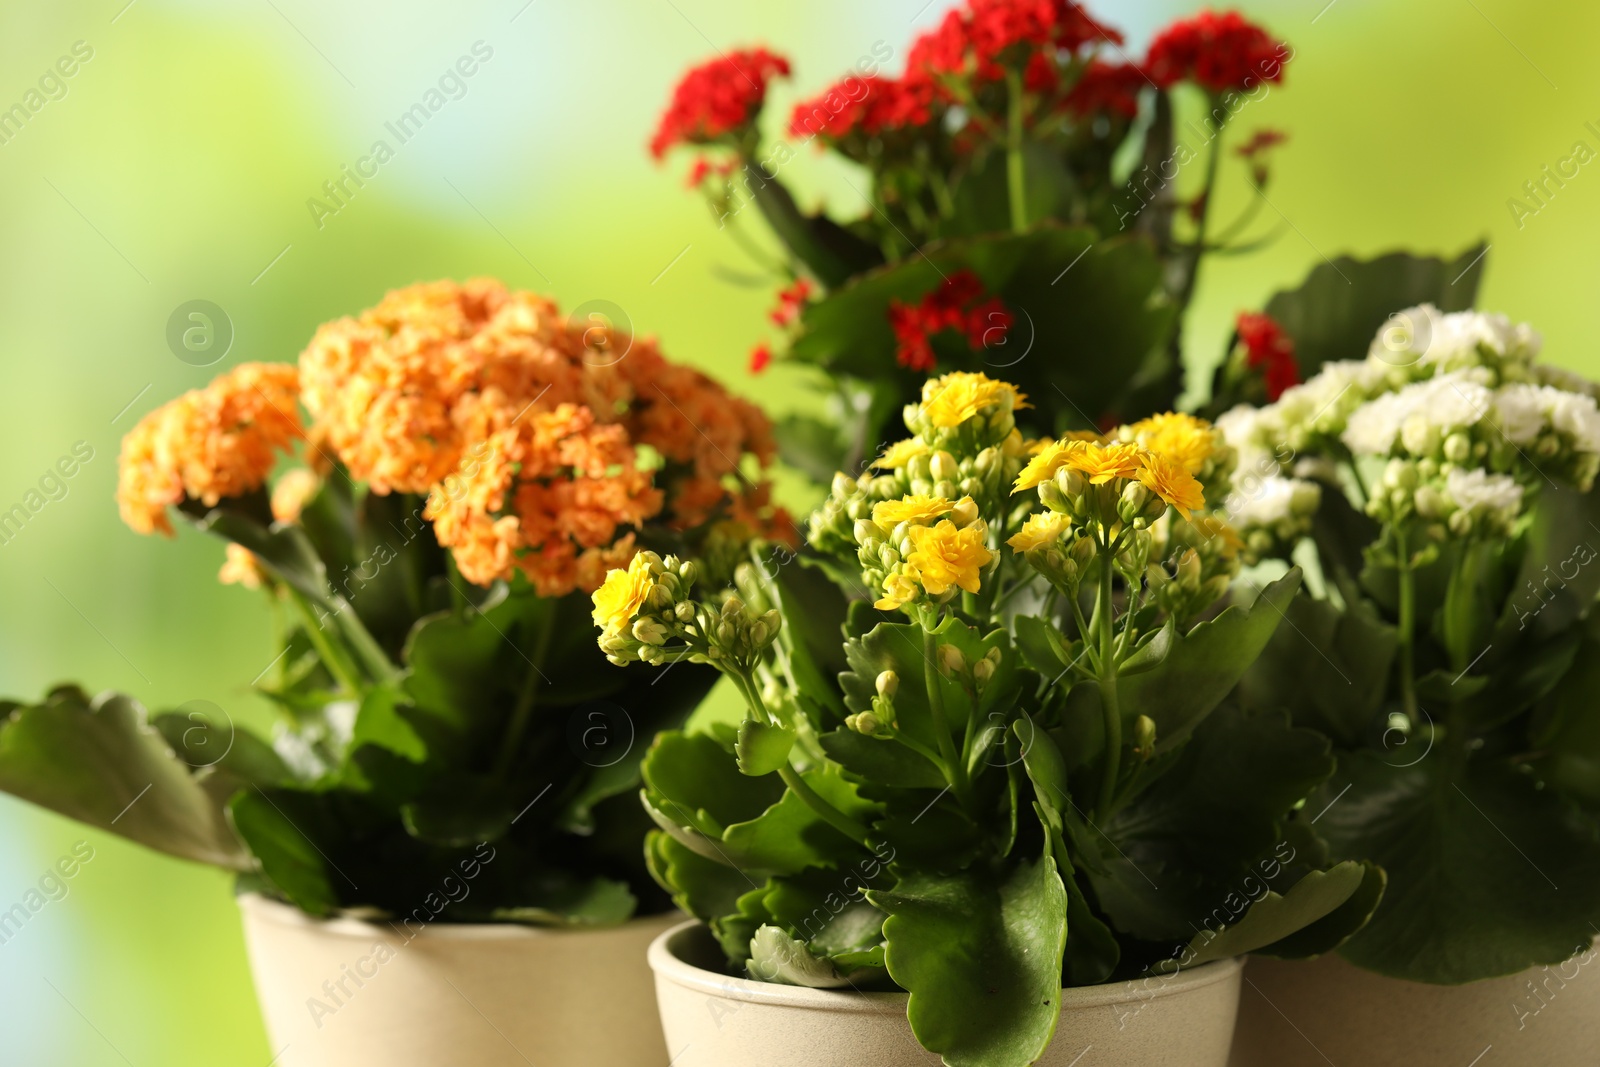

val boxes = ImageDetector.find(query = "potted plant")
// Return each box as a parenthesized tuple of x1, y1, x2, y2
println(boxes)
(648, 0, 1308, 477)
(1214, 302, 1600, 1066)
(592, 370, 1385, 1067)
(0, 279, 791, 1067)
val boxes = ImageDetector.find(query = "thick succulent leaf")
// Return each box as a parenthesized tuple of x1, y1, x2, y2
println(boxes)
(1497, 484, 1600, 639)
(870, 852, 1068, 1067)
(1252, 860, 1387, 961)
(645, 830, 757, 929)
(774, 414, 850, 484)
(1262, 243, 1488, 376)
(399, 775, 516, 848)
(642, 730, 784, 833)
(0, 689, 252, 871)
(1316, 751, 1600, 982)
(750, 171, 883, 288)
(1091, 706, 1334, 941)
(736, 719, 796, 776)
(1163, 860, 1380, 970)
(1235, 589, 1396, 746)
(488, 875, 636, 927)
(228, 789, 340, 914)
(1118, 570, 1301, 753)
(747, 924, 855, 987)
(819, 728, 947, 789)
(721, 766, 877, 874)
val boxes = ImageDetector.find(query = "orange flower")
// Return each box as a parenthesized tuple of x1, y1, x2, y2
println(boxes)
(116, 362, 302, 536)
(1137, 451, 1206, 517)
(425, 404, 665, 595)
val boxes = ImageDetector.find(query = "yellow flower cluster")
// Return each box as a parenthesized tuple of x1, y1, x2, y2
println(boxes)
(1012, 437, 1205, 516)
(116, 363, 302, 536)
(869, 494, 994, 611)
(919, 371, 1029, 429)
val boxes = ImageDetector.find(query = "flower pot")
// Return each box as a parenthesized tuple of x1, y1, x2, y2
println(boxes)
(1229, 947, 1600, 1067)
(648, 920, 1243, 1067)
(238, 892, 679, 1067)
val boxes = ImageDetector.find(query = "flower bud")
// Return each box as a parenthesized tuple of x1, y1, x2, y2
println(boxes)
(1443, 432, 1472, 464)
(876, 670, 899, 698)
(632, 617, 669, 646)
(931, 450, 958, 482)
(937, 643, 966, 675)
(855, 519, 883, 544)
(1132, 714, 1156, 759)
(949, 496, 979, 527)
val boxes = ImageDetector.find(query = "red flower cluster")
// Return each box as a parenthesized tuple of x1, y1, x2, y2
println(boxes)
(749, 342, 773, 374)
(917, 0, 1122, 81)
(650, 48, 791, 159)
(769, 278, 813, 327)
(1235, 311, 1299, 400)
(1062, 60, 1145, 119)
(888, 271, 1012, 373)
(1144, 10, 1287, 95)
(684, 155, 737, 189)
(789, 75, 937, 142)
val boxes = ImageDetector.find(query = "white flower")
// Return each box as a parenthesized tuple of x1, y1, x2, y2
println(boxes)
(1443, 467, 1523, 526)
(1216, 404, 1276, 474)
(1224, 475, 1321, 530)
(1491, 384, 1549, 445)
(1535, 364, 1600, 399)
(1371, 304, 1541, 373)
(1342, 373, 1491, 457)
(1547, 389, 1600, 454)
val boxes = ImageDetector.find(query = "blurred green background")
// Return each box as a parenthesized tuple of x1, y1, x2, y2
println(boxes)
(0, 0, 1595, 1061)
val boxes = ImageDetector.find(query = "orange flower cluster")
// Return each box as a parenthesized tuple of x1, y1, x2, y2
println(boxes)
(121, 279, 789, 598)
(116, 363, 301, 536)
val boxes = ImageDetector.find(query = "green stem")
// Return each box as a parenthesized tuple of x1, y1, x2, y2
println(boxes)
(1005, 68, 1028, 233)
(778, 764, 873, 847)
(1395, 528, 1420, 722)
(287, 589, 363, 694)
(1096, 542, 1123, 820)
(493, 619, 556, 779)
(1171, 108, 1226, 326)
(923, 624, 971, 806)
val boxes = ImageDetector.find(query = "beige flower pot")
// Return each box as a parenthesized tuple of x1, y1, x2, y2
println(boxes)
(649, 920, 1243, 1067)
(1230, 947, 1600, 1067)
(239, 893, 678, 1067)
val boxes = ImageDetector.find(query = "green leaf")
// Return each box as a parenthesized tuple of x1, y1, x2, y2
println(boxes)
(774, 414, 850, 484)
(747, 924, 855, 987)
(1253, 861, 1387, 961)
(1235, 589, 1397, 746)
(642, 730, 784, 835)
(1316, 751, 1600, 982)
(1262, 243, 1488, 377)
(750, 171, 883, 288)
(399, 775, 515, 848)
(0, 689, 252, 870)
(645, 831, 758, 940)
(1091, 706, 1334, 941)
(228, 789, 340, 914)
(1498, 485, 1600, 639)
(1119, 570, 1302, 753)
(1163, 861, 1378, 970)
(489, 875, 636, 927)
(870, 852, 1068, 1067)
(819, 728, 947, 789)
(736, 719, 796, 776)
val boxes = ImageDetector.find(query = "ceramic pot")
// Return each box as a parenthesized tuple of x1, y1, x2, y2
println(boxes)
(239, 893, 679, 1067)
(1230, 947, 1600, 1067)
(648, 920, 1244, 1067)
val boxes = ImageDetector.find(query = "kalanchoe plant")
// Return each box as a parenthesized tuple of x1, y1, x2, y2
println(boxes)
(650, 1, 1299, 477)
(0, 279, 791, 926)
(595, 371, 1384, 1067)
(1222, 305, 1600, 983)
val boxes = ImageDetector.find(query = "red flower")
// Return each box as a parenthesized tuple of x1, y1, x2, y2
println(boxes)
(1236, 311, 1299, 400)
(1144, 10, 1288, 95)
(650, 48, 791, 160)
(790, 74, 938, 143)
(907, 0, 1122, 85)
(887, 270, 1012, 373)
(1235, 128, 1288, 158)
(769, 278, 814, 327)
(748, 343, 773, 374)
(1062, 60, 1145, 119)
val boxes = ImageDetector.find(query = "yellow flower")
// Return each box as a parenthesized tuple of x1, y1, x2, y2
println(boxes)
(921, 372, 1029, 428)
(1137, 451, 1207, 517)
(874, 438, 929, 469)
(907, 520, 994, 596)
(591, 553, 656, 636)
(1012, 439, 1085, 493)
(1126, 413, 1217, 476)
(271, 468, 321, 524)
(874, 569, 921, 611)
(1008, 512, 1071, 553)
(1065, 442, 1145, 486)
(1188, 514, 1244, 559)
(873, 494, 962, 528)
(218, 543, 266, 589)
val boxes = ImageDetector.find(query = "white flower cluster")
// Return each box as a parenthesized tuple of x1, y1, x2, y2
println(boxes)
(1221, 305, 1600, 544)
